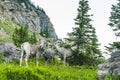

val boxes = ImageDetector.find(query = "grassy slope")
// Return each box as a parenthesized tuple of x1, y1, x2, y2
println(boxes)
(0, 17, 21, 42)
(0, 17, 40, 42)
(0, 63, 97, 80)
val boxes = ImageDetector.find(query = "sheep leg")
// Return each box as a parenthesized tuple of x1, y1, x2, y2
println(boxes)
(20, 49, 24, 66)
(25, 53, 29, 67)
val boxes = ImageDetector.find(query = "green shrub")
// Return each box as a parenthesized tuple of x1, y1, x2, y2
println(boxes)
(29, 33, 37, 44)
(0, 52, 5, 63)
(0, 64, 97, 80)
(12, 26, 29, 47)
(0, 65, 45, 80)
(105, 74, 120, 80)
(12, 26, 37, 47)
(40, 27, 50, 38)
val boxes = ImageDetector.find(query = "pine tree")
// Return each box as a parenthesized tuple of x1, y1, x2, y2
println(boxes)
(12, 26, 29, 47)
(106, 0, 120, 51)
(66, 0, 101, 65)
(109, 0, 120, 37)
(40, 27, 50, 38)
(29, 33, 37, 44)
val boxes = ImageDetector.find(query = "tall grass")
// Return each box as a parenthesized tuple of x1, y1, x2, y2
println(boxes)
(0, 63, 97, 80)
(105, 74, 120, 80)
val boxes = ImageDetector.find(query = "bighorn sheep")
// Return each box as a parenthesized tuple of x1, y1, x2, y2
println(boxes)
(20, 42, 44, 67)
(54, 42, 72, 66)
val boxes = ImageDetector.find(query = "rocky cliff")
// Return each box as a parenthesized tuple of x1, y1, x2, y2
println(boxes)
(0, 0, 57, 39)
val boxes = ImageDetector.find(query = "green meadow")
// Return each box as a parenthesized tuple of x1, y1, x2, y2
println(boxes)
(0, 63, 97, 80)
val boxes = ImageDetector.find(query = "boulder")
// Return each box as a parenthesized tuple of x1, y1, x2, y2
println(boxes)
(0, 42, 20, 62)
(97, 50, 120, 79)
(97, 63, 110, 80)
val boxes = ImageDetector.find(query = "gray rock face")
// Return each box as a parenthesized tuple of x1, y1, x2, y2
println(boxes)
(109, 50, 120, 76)
(97, 50, 120, 79)
(97, 63, 110, 80)
(0, 42, 20, 62)
(0, 0, 57, 39)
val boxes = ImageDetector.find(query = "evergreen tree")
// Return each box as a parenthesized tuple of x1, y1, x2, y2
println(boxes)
(29, 33, 37, 44)
(106, 0, 120, 52)
(66, 0, 101, 65)
(12, 25, 38, 47)
(12, 26, 29, 47)
(105, 42, 120, 52)
(109, 0, 120, 37)
(40, 27, 50, 38)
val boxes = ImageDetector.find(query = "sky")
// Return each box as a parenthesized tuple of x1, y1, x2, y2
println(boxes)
(31, 0, 117, 53)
